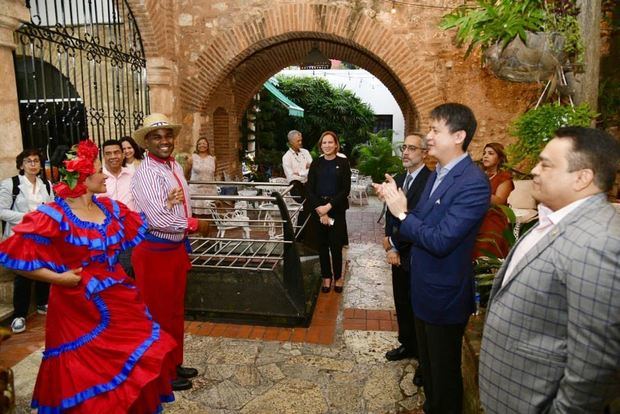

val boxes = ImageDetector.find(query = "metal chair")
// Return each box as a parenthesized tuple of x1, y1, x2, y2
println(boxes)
(349, 175, 370, 205)
(208, 202, 251, 241)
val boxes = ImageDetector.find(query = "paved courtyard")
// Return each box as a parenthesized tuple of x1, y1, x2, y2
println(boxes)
(5, 196, 426, 413)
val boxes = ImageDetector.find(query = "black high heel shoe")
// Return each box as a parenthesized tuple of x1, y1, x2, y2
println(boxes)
(321, 279, 332, 293)
(334, 279, 344, 293)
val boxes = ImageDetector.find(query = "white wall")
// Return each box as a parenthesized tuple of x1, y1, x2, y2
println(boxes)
(276, 69, 405, 143)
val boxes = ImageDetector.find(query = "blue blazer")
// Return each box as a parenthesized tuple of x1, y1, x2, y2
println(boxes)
(398, 156, 490, 325)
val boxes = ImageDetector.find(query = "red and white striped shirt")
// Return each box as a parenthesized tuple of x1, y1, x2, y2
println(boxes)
(131, 153, 194, 242)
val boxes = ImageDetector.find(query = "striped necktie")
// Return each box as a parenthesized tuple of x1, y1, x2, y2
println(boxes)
(403, 173, 412, 192)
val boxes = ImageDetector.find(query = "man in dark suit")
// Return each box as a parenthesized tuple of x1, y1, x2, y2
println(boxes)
(383, 134, 431, 375)
(376, 103, 490, 413)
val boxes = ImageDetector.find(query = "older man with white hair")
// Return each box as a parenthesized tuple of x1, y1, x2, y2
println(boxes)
(282, 130, 312, 184)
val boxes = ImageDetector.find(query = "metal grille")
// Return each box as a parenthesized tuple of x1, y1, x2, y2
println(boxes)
(14, 0, 148, 169)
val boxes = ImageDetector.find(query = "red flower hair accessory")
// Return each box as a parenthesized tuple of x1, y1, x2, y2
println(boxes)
(53, 140, 99, 199)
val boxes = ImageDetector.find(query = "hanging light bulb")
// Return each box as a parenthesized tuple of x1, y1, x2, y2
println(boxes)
(391, 1, 396, 14)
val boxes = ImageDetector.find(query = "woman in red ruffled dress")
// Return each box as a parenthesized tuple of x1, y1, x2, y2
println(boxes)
(0, 140, 177, 413)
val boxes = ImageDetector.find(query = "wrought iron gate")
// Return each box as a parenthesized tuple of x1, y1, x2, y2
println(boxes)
(14, 0, 149, 173)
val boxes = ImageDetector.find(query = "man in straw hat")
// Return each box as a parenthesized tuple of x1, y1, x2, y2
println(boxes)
(131, 113, 209, 391)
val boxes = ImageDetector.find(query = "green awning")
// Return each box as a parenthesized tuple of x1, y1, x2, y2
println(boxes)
(264, 80, 304, 118)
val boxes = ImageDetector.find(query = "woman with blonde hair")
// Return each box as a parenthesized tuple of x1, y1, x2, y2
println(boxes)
(185, 137, 217, 215)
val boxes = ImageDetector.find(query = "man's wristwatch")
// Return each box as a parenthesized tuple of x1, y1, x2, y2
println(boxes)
(397, 212, 407, 221)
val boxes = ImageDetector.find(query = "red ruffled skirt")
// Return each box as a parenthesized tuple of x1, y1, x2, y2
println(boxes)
(32, 266, 177, 414)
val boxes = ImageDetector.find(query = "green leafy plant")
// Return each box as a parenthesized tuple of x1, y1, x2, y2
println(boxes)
(353, 130, 402, 183)
(474, 205, 519, 307)
(598, 78, 620, 129)
(507, 103, 597, 171)
(241, 76, 376, 175)
(439, 0, 546, 58)
(440, 0, 584, 63)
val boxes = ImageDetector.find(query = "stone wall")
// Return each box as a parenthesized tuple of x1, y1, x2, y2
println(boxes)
(130, 0, 538, 173)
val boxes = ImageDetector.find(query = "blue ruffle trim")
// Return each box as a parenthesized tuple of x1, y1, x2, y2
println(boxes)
(33, 321, 162, 413)
(54, 196, 113, 230)
(22, 234, 51, 245)
(120, 212, 149, 251)
(43, 277, 134, 360)
(33, 277, 169, 413)
(40, 198, 139, 269)
(42, 294, 110, 360)
(37, 204, 70, 232)
(0, 253, 68, 273)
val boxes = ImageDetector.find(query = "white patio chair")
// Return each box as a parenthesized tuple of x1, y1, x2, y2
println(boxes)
(349, 175, 370, 205)
(208, 202, 251, 241)
(350, 168, 359, 183)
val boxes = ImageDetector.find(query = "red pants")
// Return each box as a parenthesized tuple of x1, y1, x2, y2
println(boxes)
(132, 238, 191, 369)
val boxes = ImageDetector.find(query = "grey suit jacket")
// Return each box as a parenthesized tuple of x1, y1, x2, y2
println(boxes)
(479, 194, 620, 413)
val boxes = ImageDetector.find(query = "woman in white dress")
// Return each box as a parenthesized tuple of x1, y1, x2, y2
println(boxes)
(185, 138, 217, 215)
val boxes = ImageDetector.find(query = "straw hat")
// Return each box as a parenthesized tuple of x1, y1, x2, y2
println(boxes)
(133, 113, 182, 147)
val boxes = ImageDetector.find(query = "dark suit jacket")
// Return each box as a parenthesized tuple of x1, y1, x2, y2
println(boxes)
(306, 155, 351, 213)
(385, 166, 432, 271)
(398, 156, 490, 325)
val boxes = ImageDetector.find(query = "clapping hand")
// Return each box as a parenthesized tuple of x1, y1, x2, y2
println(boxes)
(373, 174, 407, 217)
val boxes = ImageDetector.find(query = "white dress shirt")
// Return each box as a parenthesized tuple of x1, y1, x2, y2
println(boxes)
(502, 196, 591, 287)
(282, 148, 313, 183)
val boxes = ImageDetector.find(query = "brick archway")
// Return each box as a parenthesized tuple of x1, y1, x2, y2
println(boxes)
(180, 3, 443, 133)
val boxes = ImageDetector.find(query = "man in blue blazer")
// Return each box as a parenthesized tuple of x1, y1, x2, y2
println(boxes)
(376, 103, 490, 413)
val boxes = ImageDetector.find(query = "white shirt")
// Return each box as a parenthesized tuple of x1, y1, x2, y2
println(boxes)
(501, 196, 591, 287)
(101, 166, 135, 211)
(282, 148, 313, 183)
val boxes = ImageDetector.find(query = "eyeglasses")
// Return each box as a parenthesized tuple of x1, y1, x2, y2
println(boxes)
(400, 145, 423, 153)
(24, 159, 41, 165)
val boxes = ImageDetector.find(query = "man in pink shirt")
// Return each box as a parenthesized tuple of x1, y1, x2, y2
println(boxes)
(101, 139, 135, 210)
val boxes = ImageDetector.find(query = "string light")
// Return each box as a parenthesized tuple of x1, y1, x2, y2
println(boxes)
(391, 1, 397, 13)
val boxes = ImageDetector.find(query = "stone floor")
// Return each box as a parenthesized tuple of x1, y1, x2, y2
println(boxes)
(4, 196, 427, 413)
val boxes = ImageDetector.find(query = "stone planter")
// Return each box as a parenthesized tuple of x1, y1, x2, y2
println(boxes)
(483, 31, 566, 82)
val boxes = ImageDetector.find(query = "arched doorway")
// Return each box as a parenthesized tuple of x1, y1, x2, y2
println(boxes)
(182, 36, 428, 175)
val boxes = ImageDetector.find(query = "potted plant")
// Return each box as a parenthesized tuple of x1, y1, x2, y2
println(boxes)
(439, 0, 585, 82)
(507, 102, 596, 171)
(352, 130, 403, 183)
(474, 205, 518, 309)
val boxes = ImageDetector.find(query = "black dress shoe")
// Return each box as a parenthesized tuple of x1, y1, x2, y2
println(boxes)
(321, 280, 331, 293)
(171, 377, 193, 391)
(385, 345, 417, 361)
(176, 365, 198, 379)
(412, 371, 424, 387)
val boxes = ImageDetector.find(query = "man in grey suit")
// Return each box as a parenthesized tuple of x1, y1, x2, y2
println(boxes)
(479, 126, 620, 413)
